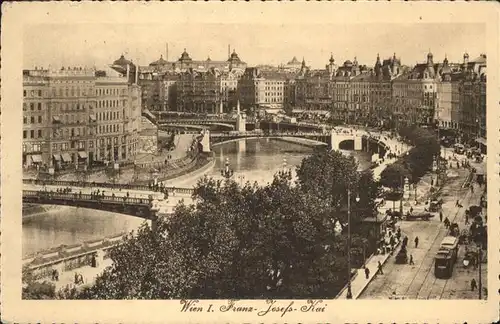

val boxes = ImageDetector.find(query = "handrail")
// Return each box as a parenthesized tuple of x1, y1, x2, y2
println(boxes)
(23, 179, 195, 195)
(23, 190, 153, 206)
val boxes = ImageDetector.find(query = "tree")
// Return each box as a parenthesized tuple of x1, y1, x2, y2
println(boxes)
(22, 265, 56, 300)
(379, 163, 411, 190)
(73, 169, 375, 299)
(296, 148, 378, 227)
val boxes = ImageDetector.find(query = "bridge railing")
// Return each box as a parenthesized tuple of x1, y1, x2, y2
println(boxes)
(23, 190, 153, 206)
(23, 179, 196, 196)
(210, 131, 327, 138)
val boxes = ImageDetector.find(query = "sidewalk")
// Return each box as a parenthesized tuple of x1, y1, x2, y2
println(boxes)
(336, 248, 398, 299)
(42, 258, 114, 292)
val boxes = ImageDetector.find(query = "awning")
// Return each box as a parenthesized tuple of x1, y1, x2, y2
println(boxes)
(52, 154, 61, 161)
(30, 155, 43, 163)
(78, 151, 88, 159)
(61, 153, 72, 162)
(475, 137, 487, 146)
(52, 116, 61, 122)
(89, 114, 96, 121)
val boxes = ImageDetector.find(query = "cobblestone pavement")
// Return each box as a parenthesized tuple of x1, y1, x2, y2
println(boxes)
(359, 161, 487, 300)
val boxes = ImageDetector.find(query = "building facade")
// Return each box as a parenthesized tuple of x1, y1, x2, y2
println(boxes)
(22, 67, 142, 170)
(238, 67, 297, 113)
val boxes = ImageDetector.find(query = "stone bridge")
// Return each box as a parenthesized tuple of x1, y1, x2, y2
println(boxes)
(208, 130, 387, 153)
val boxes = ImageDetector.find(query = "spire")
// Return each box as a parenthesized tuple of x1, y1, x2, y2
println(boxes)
(375, 53, 381, 66)
(427, 50, 433, 66)
(329, 53, 334, 64)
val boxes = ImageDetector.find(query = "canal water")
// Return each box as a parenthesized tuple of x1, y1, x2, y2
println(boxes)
(22, 138, 371, 257)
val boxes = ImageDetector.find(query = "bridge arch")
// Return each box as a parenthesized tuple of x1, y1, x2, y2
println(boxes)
(338, 139, 355, 151)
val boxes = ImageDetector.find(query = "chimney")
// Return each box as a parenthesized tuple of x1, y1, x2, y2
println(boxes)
(228, 45, 231, 59)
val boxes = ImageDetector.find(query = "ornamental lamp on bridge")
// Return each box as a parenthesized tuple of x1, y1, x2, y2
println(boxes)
(221, 157, 234, 179)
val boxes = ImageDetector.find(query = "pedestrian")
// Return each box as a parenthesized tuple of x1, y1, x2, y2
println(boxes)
(364, 267, 370, 279)
(409, 255, 414, 265)
(470, 185, 474, 193)
(439, 211, 443, 222)
(470, 278, 477, 291)
(465, 214, 469, 225)
(410, 206, 414, 214)
(414, 236, 419, 248)
(74, 272, 79, 285)
(455, 199, 459, 207)
(377, 261, 384, 275)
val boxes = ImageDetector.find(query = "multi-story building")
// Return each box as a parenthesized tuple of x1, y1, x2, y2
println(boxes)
(111, 50, 246, 112)
(22, 68, 51, 168)
(458, 53, 486, 142)
(176, 69, 221, 114)
(436, 56, 462, 131)
(392, 52, 440, 126)
(95, 72, 141, 164)
(147, 49, 247, 74)
(238, 67, 298, 113)
(22, 67, 141, 170)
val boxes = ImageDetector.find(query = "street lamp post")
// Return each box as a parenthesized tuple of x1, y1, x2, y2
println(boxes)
(221, 157, 234, 179)
(478, 243, 482, 299)
(346, 188, 360, 299)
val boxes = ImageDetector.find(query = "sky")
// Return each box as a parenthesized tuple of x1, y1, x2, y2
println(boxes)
(23, 23, 486, 70)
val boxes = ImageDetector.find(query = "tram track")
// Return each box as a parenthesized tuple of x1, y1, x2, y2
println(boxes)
(409, 171, 474, 299)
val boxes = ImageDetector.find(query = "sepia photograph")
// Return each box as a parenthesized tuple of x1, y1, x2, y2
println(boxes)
(2, 2, 498, 323)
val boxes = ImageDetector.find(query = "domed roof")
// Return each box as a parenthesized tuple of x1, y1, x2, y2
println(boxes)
(288, 56, 300, 64)
(228, 50, 241, 62)
(329, 54, 335, 64)
(179, 49, 192, 61)
(343, 60, 353, 66)
(149, 55, 168, 66)
(113, 54, 133, 67)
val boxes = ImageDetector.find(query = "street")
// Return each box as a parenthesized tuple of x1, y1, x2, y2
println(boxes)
(359, 158, 487, 299)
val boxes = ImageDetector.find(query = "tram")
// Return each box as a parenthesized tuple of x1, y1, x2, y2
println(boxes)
(434, 236, 459, 279)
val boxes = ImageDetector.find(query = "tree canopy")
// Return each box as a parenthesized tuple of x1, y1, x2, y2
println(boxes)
(51, 148, 381, 300)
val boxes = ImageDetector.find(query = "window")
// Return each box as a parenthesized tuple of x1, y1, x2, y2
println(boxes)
(52, 143, 57, 151)
(62, 143, 68, 150)
(38, 116, 42, 123)
(23, 90, 26, 97)
(23, 130, 27, 139)
(38, 90, 42, 97)
(23, 117, 27, 124)
(30, 103, 35, 111)
(38, 130, 42, 138)
(30, 130, 35, 138)
(33, 143, 41, 152)
(31, 116, 35, 124)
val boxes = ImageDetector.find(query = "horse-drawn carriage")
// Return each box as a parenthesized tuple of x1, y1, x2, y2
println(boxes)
(429, 199, 444, 212)
(404, 212, 434, 221)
